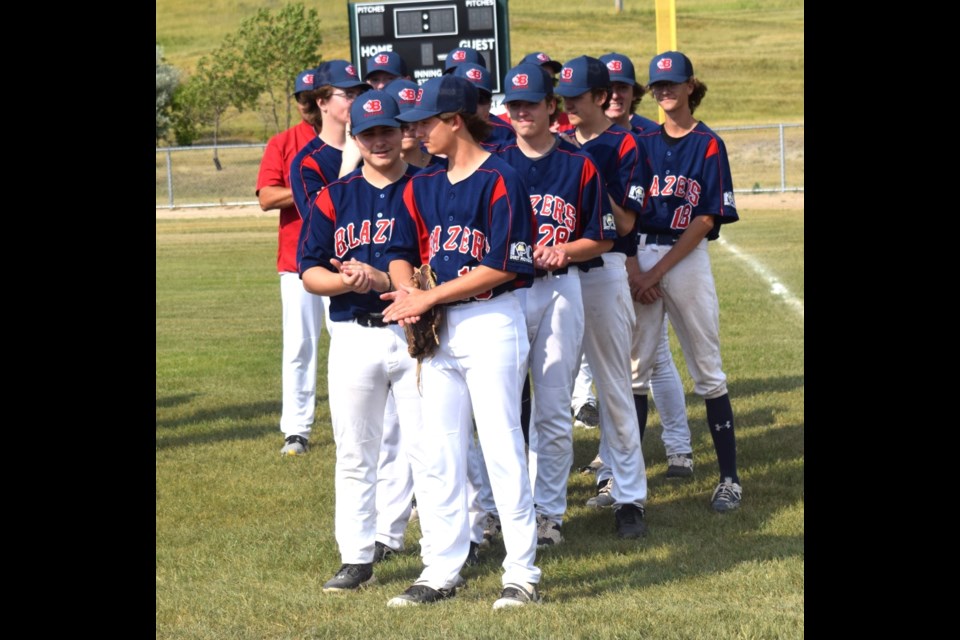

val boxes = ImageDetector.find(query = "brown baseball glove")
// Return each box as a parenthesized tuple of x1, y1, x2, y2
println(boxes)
(402, 265, 443, 390)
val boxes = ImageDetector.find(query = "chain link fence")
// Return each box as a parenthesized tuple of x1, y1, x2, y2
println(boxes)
(156, 123, 803, 209)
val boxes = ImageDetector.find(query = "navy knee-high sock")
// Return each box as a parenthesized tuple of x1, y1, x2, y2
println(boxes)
(520, 372, 531, 445)
(633, 393, 648, 442)
(705, 393, 738, 483)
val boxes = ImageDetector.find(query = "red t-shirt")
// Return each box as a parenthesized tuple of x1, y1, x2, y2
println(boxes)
(255, 120, 317, 273)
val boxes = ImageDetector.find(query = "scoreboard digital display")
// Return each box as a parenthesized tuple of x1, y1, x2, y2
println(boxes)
(349, 0, 510, 95)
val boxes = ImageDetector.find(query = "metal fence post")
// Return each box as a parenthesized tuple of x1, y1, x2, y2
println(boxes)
(166, 149, 174, 208)
(779, 123, 786, 193)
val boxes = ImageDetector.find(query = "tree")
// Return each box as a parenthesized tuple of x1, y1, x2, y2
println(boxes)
(171, 35, 260, 167)
(156, 45, 180, 144)
(236, 2, 324, 134)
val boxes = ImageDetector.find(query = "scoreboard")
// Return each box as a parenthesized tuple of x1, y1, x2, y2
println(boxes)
(348, 0, 511, 95)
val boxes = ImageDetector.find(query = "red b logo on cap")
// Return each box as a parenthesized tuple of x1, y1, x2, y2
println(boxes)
(375, 54, 389, 65)
(453, 50, 466, 61)
(657, 59, 673, 71)
(303, 74, 314, 84)
(512, 74, 529, 88)
(537, 54, 550, 62)
(607, 61, 623, 72)
(466, 68, 483, 81)
(561, 68, 573, 80)
(346, 64, 357, 77)
(363, 100, 382, 113)
(398, 88, 416, 101)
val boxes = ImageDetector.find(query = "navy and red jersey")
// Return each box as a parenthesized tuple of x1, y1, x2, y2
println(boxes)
(255, 120, 317, 273)
(388, 154, 536, 302)
(634, 122, 739, 240)
(578, 124, 652, 256)
(290, 137, 344, 220)
(297, 165, 419, 322)
(579, 123, 650, 215)
(496, 138, 616, 263)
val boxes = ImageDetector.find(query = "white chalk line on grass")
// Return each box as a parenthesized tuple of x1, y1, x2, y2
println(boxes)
(716, 237, 804, 320)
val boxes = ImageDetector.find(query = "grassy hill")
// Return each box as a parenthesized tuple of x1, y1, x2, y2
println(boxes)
(156, 0, 803, 141)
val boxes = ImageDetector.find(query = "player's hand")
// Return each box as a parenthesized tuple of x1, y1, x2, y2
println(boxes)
(638, 284, 663, 305)
(630, 269, 663, 304)
(534, 245, 571, 271)
(331, 258, 373, 294)
(334, 257, 380, 280)
(381, 285, 431, 327)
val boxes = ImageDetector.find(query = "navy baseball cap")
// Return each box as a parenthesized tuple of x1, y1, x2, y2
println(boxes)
(292, 68, 316, 97)
(349, 90, 402, 134)
(600, 53, 638, 87)
(648, 51, 694, 85)
(503, 63, 554, 103)
(364, 50, 408, 80)
(312, 59, 372, 90)
(451, 62, 492, 96)
(554, 55, 610, 97)
(383, 78, 420, 113)
(443, 47, 487, 72)
(520, 52, 562, 74)
(396, 75, 478, 122)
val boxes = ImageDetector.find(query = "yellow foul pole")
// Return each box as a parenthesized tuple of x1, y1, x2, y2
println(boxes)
(654, 0, 677, 123)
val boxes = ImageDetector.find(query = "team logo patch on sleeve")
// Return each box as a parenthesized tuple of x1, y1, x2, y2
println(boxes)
(602, 213, 616, 231)
(628, 185, 645, 203)
(723, 191, 736, 207)
(509, 241, 534, 264)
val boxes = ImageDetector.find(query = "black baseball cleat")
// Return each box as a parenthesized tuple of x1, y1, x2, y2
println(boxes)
(614, 503, 648, 539)
(387, 581, 458, 607)
(322, 563, 376, 592)
(373, 541, 399, 563)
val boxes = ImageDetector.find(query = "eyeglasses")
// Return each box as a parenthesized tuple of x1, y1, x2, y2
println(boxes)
(331, 90, 363, 101)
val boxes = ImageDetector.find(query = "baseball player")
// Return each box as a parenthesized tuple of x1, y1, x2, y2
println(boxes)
(381, 75, 542, 609)
(255, 67, 326, 456)
(519, 52, 574, 134)
(496, 63, 619, 542)
(384, 78, 447, 170)
(554, 55, 650, 536)
(450, 62, 516, 147)
(631, 51, 742, 512)
(595, 52, 695, 488)
(363, 50, 409, 90)
(600, 52, 660, 134)
(290, 60, 371, 219)
(297, 90, 424, 592)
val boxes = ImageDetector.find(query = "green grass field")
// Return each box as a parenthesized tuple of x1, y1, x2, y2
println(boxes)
(156, 0, 805, 142)
(156, 203, 804, 639)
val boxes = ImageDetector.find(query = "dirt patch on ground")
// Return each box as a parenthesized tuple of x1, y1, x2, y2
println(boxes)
(156, 192, 803, 220)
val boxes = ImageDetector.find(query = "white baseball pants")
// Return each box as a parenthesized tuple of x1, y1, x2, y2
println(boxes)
(409, 293, 541, 590)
